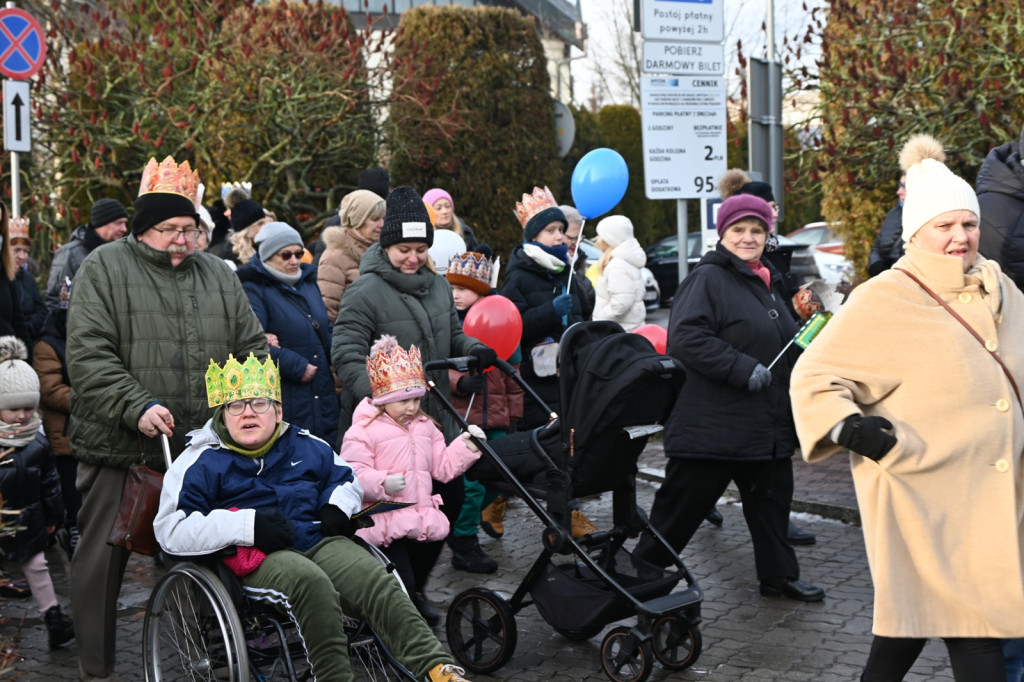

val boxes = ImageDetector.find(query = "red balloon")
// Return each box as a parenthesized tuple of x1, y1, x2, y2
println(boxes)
(463, 295, 523, 365)
(632, 324, 667, 354)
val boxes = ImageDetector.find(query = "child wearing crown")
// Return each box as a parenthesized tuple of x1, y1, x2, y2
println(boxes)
(154, 352, 474, 682)
(340, 335, 484, 626)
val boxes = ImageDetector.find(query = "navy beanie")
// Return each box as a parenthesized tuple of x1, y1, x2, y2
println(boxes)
(379, 186, 433, 249)
(90, 198, 128, 229)
(231, 199, 266, 232)
(524, 206, 567, 242)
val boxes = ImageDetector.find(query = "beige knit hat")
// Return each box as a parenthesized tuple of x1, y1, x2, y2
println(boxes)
(899, 134, 980, 243)
(339, 190, 385, 231)
(0, 336, 39, 410)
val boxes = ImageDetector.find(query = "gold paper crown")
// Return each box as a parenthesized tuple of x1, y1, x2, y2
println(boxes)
(514, 186, 558, 229)
(139, 156, 200, 203)
(366, 336, 426, 402)
(8, 217, 30, 244)
(205, 353, 281, 408)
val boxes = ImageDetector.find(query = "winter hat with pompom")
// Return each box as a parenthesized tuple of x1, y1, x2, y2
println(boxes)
(899, 134, 980, 243)
(0, 336, 39, 410)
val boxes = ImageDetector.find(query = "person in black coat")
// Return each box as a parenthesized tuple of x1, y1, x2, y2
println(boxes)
(238, 222, 340, 450)
(9, 217, 45, 341)
(501, 189, 587, 429)
(634, 194, 825, 602)
(868, 175, 906, 277)
(976, 124, 1024, 290)
(0, 204, 29, 344)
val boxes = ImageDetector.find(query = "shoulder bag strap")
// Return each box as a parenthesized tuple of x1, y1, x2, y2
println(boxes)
(895, 267, 1022, 407)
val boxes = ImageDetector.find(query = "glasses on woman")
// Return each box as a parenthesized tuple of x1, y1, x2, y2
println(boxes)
(151, 226, 203, 242)
(275, 250, 304, 261)
(224, 398, 273, 416)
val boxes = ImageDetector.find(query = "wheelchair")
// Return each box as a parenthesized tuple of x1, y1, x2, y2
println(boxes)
(141, 541, 418, 681)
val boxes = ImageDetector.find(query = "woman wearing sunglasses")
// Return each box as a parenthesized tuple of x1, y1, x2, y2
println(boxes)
(238, 222, 340, 449)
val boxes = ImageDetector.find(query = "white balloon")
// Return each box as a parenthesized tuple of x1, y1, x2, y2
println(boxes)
(429, 229, 467, 274)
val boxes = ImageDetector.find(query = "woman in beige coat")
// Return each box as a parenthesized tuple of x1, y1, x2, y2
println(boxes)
(318, 190, 385, 323)
(790, 135, 1024, 680)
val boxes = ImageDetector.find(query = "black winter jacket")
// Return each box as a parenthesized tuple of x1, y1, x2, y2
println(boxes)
(869, 205, 904, 277)
(976, 141, 1024, 289)
(500, 246, 587, 426)
(0, 433, 63, 563)
(663, 244, 799, 460)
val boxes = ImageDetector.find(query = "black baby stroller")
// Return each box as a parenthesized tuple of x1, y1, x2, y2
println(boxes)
(424, 321, 703, 682)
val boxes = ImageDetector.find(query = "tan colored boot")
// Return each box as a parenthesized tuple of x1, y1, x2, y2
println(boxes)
(571, 509, 599, 538)
(480, 496, 507, 538)
(427, 663, 472, 681)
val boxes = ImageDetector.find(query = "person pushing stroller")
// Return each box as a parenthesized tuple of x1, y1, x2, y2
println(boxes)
(153, 352, 473, 682)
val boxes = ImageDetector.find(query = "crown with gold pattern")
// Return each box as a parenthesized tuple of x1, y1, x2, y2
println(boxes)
(514, 186, 558, 229)
(366, 335, 427, 405)
(8, 217, 30, 245)
(446, 252, 492, 296)
(139, 156, 200, 203)
(205, 353, 281, 408)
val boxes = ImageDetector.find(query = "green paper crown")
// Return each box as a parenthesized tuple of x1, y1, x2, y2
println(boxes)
(206, 353, 280, 408)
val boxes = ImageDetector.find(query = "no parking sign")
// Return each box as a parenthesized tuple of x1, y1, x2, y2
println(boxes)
(0, 7, 45, 80)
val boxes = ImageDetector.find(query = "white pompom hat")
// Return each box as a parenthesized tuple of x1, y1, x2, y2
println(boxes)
(899, 134, 980, 243)
(596, 215, 634, 249)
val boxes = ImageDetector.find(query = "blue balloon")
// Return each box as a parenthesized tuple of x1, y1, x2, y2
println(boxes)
(571, 148, 629, 219)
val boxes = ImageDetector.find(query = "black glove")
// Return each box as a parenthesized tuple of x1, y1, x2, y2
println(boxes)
(253, 510, 294, 554)
(747, 364, 772, 392)
(469, 346, 497, 372)
(457, 373, 486, 394)
(835, 415, 897, 461)
(319, 505, 351, 537)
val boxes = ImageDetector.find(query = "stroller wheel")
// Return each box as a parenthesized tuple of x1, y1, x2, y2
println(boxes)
(444, 588, 517, 674)
(651, 615, 702, 669)
(600, 626, 653, 682)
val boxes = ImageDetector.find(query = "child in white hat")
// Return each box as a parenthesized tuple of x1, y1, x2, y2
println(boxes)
(0, 335, 75, 649)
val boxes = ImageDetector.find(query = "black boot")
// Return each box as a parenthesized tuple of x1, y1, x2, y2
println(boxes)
(44, 604, 75, 649)
(449, 535, 498, 574)
(787, 520, 816, 546)
(705, 507, 724, 527)
(412, 592, 441, 627)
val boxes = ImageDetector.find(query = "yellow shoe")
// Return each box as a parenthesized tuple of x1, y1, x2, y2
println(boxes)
(427, 663, 472, 682)
(480, 497, 507, 538)
(571, 509, 598, 538)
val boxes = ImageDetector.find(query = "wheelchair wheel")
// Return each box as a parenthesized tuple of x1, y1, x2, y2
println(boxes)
(143, 563, 249, 682)
(651, 615, 701, 670)
(600, 626, 653, 682)
(445, 588, 517, 674)
(347, 616, 419, 681)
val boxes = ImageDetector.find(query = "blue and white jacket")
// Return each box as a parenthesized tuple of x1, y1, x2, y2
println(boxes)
(154, 419, 364, 555)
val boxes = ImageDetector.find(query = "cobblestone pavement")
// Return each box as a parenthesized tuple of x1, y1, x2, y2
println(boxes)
(2, 444, 957, 682)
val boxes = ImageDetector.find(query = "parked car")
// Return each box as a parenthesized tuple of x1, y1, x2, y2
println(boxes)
(644, 233, 817, 306)
(787, 222, 853, 286)
(577, 238, 660, 312)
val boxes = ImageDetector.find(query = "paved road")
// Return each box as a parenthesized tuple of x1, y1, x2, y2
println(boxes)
(2, 462, 956, 681)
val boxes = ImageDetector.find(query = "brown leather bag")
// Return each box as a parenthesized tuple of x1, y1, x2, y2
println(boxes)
(106, 435, 172, 556)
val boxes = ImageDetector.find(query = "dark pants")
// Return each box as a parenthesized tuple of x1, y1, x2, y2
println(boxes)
(382, 538, 445, 596)
(862, 635, 1005, 682)
(635, 457, 799, 581)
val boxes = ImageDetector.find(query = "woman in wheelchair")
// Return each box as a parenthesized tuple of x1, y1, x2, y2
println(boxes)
(153, 353, 472, 682)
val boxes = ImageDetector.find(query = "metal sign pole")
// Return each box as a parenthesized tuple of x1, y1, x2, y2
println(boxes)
(9, 148, 18, 217)
(677, 198, 688, 283)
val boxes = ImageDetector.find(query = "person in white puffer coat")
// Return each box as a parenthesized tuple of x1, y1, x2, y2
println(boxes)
(593, 215, 647, 331)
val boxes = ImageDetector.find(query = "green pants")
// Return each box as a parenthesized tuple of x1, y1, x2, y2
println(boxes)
(243, 536, 450, 682)
(453, 428, 506, 538)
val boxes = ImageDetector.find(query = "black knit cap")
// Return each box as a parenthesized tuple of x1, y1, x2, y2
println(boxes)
(90, 198, 128, 229)
(230, 199, 265, 232)
(358, 166, 390, 200)
(132, 193, 198, 235)
(379, 186, 433, 249)
(738, 181, 775, 203)
(524, 206, 567, 242)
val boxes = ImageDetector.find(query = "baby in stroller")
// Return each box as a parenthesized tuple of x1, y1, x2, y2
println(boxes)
(154, 352, 473, 682)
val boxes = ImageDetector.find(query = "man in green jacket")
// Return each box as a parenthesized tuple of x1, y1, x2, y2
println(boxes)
(66, 156, 268, 682)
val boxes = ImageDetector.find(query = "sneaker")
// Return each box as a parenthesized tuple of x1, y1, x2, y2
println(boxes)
(44, 604, 75, 649)
(571, 509, 599, 538)
(480, 497, 506, 538)
(427, 663, 472, 682)
(449, 535, 498, 574)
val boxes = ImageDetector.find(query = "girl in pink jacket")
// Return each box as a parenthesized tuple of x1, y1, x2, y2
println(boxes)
(341, 335, 483, 625)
